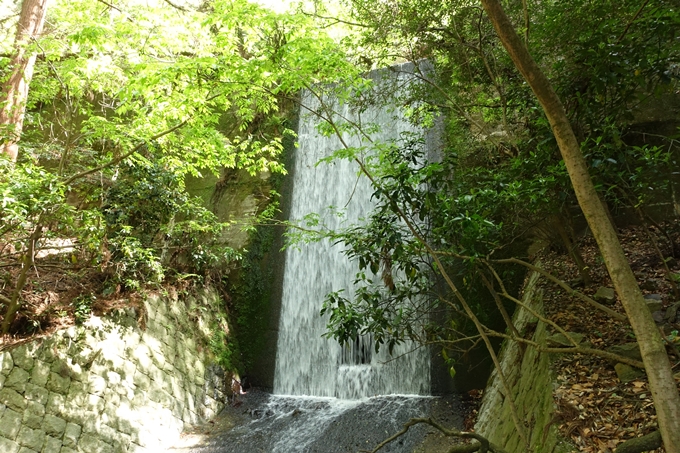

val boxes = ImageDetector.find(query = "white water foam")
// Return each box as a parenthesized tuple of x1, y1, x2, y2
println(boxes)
(240, 395, 433, 453)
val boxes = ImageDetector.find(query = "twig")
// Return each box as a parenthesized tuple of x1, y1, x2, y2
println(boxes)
(485, 257, 627, 322)
(479, 271, 520, 338)
(362, 417, 509, 453)
(163, 0, 188, 11)
(484, 262, 581, 349)
(95, 0, 123, 13)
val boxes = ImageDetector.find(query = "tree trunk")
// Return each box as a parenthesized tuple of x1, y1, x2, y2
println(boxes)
(1, 225, 42, 334)
(479, 0, 680, 451)
(0, 0, 50, 162)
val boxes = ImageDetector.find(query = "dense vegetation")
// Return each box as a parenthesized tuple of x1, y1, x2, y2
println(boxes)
(0, 0, 356, 336)
(318, 0, 680, 364)
(308, 0, 680, 449)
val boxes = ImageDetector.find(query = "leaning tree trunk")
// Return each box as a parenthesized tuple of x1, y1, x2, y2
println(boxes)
(0, 0, 49, 162)
(479, 0, 680, 451)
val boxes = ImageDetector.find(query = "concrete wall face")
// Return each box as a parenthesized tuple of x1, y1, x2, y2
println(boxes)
(0, 291, 227, 453)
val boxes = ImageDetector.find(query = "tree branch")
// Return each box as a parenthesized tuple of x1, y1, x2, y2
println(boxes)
(95, 0, 123, 13)
(484, 330, 646, 369)
(163, 0, 189, 11)
(484, 256, 627, 322)
(616, 0, 650, 44)
(63, 119, 188, 186)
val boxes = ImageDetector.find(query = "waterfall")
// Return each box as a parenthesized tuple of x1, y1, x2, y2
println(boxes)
(273, 62, 434, 399)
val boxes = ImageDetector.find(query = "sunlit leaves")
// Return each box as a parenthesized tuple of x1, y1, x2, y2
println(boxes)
(15, 0, 359, 183)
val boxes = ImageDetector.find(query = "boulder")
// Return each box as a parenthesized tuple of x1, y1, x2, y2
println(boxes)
(594, 287, 616, 304)
(665, 302, 680, 322)
(644, 294, 663, 313)
(652, 311, 665, 324)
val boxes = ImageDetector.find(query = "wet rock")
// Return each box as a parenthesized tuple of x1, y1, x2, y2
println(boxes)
(614, 363, 644, 383)
(594, 287, 616, 304)
(184, 390, 462, 453)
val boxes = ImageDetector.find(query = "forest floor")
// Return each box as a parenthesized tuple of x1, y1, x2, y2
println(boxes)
(529, 223, 680, 452)
(0, 255, 147, 350)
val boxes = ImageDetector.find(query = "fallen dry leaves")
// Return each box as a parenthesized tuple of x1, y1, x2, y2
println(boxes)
(537, 223, 680, 453)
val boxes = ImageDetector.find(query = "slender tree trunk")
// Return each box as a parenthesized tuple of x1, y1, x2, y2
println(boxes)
(1, 225, 42, 334)
(479, 0, 680, 451)
(0, 0, 50, 162)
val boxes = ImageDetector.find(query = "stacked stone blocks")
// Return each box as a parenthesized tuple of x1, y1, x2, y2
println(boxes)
(0, 290, 227, 453)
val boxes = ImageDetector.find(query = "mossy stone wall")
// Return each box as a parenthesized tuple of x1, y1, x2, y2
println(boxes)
(0, 289, 227, 453)
(475, 270, 576, 453)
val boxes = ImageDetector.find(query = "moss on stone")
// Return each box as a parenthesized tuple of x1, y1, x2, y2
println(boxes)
(475, 269, 578, 453)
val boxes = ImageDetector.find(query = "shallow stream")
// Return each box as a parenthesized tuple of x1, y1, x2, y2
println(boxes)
(179, 390, 463, 453)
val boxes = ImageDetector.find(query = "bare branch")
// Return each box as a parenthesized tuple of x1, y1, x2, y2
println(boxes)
(163, 0, 189, 11)
(484, 330, 645, 369)
(487, 257, 627, 322)
(616, 0, 650, 44)
(95, 0, 123, 13)
(361, 417, 509, 453)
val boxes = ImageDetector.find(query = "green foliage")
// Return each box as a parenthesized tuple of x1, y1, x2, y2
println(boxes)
(0, 0, 359, 334)
(209, 319, 240, 372)
(100, 158, 239, 289)
(0, 158, 104, 263)
(72, 294, 94, 324)
(305, 0, 679, 375)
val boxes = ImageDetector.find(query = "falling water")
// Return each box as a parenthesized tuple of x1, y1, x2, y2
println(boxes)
(189, 64, 459, 453)
(274, 62, 434, 399)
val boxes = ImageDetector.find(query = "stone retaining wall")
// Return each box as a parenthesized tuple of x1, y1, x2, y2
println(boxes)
(475, 270, 575, 453)
(0, 289, 228, 453)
